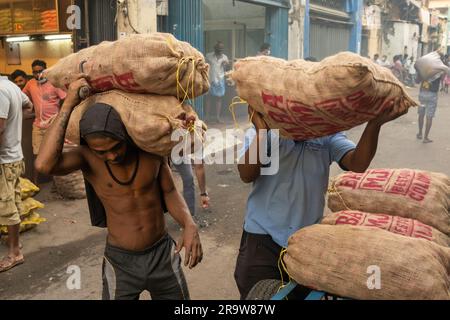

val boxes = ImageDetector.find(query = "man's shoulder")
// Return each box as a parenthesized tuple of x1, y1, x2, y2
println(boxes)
(23, 79, 37, 91)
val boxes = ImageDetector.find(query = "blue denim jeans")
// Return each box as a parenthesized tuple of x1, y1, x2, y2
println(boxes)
(172, 162, 195, 216)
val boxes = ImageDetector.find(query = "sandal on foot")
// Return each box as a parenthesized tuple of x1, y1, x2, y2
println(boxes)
(0, 255, 24, 273)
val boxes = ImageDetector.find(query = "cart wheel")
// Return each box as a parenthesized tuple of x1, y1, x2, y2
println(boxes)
(246, 279, 283, 300)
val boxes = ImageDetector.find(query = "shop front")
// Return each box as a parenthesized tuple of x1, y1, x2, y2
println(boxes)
(305, 0, 362, 61)
(169, 0, 289, 120)
(0, 0, 74, 180)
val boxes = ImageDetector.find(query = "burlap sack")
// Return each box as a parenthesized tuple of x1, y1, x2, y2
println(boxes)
(414, 51, 449, 82)
(328, 169, 450, 235)
(321, 210, 450, 247)
(65, 90, 206, 156)
(230, 52, 417, 140)
(53, 170, 86, 200)
(44, 33, 209, 98)
(284, 224, 450, 300)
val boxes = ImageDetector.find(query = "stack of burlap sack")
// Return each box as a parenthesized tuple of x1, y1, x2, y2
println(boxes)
(230, 52, 417, 140)
(284, 168, 450, 300)
(44, 32, 209, 157)
(0, 178, 46, 235)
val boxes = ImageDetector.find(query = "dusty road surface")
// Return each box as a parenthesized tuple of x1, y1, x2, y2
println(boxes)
(0, 87, 449, 300)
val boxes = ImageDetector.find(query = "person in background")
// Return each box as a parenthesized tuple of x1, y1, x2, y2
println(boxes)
(380, 55, 390, 67)
(440, 55, 449, 94)
(172, 161, 210, 216)
(22, 60, 67, 184)
(374, 53, 383, 65)
(257, 43, 271, 56)
(0, 75, 33, 272)
(9, 70, 29, 90)
(404, 57, 415, 87)
(416, 64, 443, 143)
(392, 55, 404, 82)
(205, 42, 230, 124)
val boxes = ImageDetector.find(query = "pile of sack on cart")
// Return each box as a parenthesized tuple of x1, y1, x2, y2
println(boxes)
(285, 168, 450, 300)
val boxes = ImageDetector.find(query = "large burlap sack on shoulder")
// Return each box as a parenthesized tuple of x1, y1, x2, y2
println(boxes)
(65, 90, 206, 156)
(284, 224, 450, 300)
(322, 210, 450, 247)
(328, 169, 450, 235)
(44, 33, 209, 98)
(230, 52, 416, 140)
(414, 51, 449, 82)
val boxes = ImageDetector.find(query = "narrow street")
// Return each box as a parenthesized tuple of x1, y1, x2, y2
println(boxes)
(0, 86, 449, 300)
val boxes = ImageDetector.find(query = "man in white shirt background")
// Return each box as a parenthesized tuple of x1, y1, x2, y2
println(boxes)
(0, 76, 33, 272)
(205, 41, 230, 124)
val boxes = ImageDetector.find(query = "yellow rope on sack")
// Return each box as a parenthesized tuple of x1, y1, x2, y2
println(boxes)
(276, 248, 293, 300)
(327, 180, 351, 211)
(228, 96, 248, 130)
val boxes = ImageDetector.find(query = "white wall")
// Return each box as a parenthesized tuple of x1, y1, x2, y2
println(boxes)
(117, 0, 157, 37)
(382, 22, 420, 60)
(288, 0, 306, 60)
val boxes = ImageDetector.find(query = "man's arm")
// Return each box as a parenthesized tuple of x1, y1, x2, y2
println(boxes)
(0, 118, 5, 145)
(21, 92, 35, 120)
(237, 107, 269, 183)
(340, 99, 409, 173)
(35, 76, 90, 176)
(159, 159, 203, 269)
(193, 162, 209, 209)
(0, 92, 9, 145)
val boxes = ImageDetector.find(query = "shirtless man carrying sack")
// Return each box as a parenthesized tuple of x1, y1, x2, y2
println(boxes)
(35, 75, 203, 300)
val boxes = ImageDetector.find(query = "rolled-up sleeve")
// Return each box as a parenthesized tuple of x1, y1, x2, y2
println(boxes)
(329, 132, 356, 165)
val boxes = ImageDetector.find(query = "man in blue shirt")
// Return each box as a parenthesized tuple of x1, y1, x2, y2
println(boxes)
(235, 100, 408, 299)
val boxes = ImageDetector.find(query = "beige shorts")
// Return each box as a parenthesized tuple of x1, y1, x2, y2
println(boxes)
(32, 125, 47, 155)
(0, 161, 25, 226)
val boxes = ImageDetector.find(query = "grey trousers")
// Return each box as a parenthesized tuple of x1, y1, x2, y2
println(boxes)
(102, 234, 190, 300)
(172, 162, 196, 216)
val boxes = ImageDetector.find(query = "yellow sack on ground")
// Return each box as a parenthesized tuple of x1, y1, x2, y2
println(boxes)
(19, 197, 45, 219)
(0, 212, 46, 234)
(19, 178, 40, 199)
